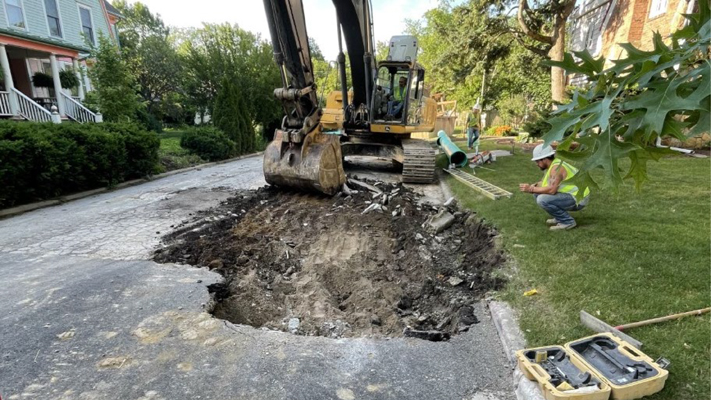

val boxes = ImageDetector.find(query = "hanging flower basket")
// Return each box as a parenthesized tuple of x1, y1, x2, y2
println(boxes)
(32, 72, 54, 88)
(32, 70, 79, 89)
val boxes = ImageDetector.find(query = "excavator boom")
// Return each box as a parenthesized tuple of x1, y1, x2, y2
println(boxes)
(261, 0, 436, 195)
(262, 0, 347, 195)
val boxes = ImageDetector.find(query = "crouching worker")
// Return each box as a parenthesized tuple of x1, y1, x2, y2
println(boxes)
(519, 144, 590, 231)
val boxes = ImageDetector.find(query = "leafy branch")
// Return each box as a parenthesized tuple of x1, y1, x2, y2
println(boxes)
(542, 1, 711, 192)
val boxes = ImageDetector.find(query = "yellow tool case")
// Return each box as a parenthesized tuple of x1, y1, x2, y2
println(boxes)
(516, 333, 668, 400)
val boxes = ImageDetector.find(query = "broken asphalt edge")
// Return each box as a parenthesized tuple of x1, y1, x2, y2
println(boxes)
(439, 174, 545, 400)
(0, 151, 265, 219)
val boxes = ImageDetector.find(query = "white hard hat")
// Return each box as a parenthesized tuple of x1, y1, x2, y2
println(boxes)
(531, 144, 555, 161)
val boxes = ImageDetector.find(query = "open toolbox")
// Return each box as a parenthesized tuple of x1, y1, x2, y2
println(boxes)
(517, 333, 668, 400)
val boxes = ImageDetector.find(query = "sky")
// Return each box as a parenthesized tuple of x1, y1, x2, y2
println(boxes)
(130, 0, 441, 60)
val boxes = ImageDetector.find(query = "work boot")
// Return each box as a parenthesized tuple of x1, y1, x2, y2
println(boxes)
(550, 222, 577, 231)
(546, 218, 557, 226)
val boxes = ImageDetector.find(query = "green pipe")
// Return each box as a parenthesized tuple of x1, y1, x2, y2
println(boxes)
(436, 130, 468, 167)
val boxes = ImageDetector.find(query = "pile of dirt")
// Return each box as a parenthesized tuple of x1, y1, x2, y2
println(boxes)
(154, 179, 505, 340)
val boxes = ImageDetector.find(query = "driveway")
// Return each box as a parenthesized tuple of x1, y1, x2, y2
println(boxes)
(0, 155, 514, 400)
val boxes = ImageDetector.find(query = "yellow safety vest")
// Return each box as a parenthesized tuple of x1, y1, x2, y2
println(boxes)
(542, 159, 590, 199)
(393, 85, 405, 102)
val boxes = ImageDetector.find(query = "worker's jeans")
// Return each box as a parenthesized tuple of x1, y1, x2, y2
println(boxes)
(534, 193, 589, 226)
(388, 100, 403, 117)
(467, 128, 479, 149)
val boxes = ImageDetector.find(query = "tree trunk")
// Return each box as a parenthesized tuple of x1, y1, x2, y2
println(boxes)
(549, 15, 567, 104)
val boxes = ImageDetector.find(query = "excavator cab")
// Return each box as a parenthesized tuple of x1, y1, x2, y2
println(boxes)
(371, 63, 426, 126)
(368, 36, 435, 136)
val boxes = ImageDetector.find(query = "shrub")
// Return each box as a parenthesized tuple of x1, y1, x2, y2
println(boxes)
(522, 112, 552, 139)
(97, 123, 160, 178)
(0, 121, 159, 208)
(494, 125, 513, 136)
(136, 108, 163, 133)
(180, 127, 236, 161)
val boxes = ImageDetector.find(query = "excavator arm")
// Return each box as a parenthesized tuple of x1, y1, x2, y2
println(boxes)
(261, 0, 376, 195)
(262, 0, 320, 139)
(332, 0, 376, 118)
(263, 0, 376, 129)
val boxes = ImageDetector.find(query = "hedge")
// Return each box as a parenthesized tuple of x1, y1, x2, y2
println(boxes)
(180, 127, 236, 161)
(0, 121, 159, 208)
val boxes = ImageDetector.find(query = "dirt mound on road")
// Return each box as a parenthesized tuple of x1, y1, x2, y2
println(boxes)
(154, 180, 505, 339)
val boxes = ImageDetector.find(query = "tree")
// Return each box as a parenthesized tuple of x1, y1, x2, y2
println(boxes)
(405, 2, 550, 112)
(213, 74, 251, 153)
(309, 38, 324, 61)
(89, 35, 141, 122)
(112, 0, 168, 43)
(542, 2, 710, 192)
(375, 40, 389, 63)
(113, 1, 182, 120)
(179, 24, 281, 140)
(481, 0, 575, 103)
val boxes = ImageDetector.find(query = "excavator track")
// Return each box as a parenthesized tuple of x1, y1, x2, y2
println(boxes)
(401, 139, 436, 183)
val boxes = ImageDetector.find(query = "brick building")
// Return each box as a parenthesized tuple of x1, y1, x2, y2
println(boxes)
(569, 0, 707, 148)
(570, 0, 699, 68)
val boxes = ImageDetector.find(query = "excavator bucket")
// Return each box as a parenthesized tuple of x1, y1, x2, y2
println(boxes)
(263, 128, 346, 196)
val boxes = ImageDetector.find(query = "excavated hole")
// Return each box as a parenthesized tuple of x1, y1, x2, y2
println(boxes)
(154, 179, 505, 340)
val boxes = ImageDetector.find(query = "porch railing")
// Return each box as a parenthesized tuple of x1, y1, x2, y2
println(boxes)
(61, 92, 101, 123)
(0, 91, 12, 116)
(13, 88, 52, 122)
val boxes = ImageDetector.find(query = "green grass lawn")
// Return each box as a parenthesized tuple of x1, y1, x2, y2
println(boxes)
(444, 139, 710, 400)
(158, 130, 205, 172)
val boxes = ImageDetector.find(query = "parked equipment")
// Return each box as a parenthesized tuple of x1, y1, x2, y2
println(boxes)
(518, 333, 669, 400)
(262, 1, 437, 195)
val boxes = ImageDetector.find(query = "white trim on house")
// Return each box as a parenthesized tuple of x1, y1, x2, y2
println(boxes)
(41, 0, 65, 39)
(77, 4, 96, 46)
(648, 0, 669, 19)
(3, 0, 28, 31)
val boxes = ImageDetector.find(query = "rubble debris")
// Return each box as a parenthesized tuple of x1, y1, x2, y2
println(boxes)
(425, 209, 455, 233)
(348, 178, 383, 194)
(448, 276, 464, 286)
(403, 327, 451, 342)
(155, 179, 505, 340)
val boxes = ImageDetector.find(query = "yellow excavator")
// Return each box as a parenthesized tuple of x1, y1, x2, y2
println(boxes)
(262, 0, 437, 195)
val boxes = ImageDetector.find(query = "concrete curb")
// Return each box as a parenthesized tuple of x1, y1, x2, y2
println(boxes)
(0, 151, 264, 219)
(438, 176, 545, 400)
(488, 301, 545, 400)
(438, 170, 455, 202)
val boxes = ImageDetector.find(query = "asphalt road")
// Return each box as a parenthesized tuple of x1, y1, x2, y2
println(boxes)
(0, 155, 514, 400)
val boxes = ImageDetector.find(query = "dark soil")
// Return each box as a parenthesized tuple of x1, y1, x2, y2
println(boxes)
(154, 179, 505, 339)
